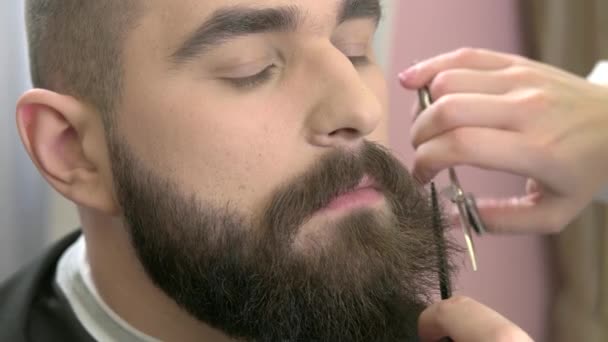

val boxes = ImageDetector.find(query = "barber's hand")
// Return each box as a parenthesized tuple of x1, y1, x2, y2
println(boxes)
(400, 48, 608, 233)
(418, 296, 533, 342)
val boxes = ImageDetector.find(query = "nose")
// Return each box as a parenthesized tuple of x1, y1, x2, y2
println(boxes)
(305, 46, 383, 149)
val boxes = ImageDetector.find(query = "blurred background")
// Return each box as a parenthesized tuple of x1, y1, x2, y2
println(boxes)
(1, 1, 607, 341)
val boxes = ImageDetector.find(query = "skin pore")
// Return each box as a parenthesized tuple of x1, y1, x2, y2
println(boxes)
(17, 0, 452, 341)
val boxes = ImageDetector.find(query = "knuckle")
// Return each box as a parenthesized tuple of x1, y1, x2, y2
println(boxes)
(430, 71, 453, 98)
(513, 88, 552, 114)
(452, 47, 478, 62)
(426, 95, 455, 131)
(434, 94, 458, 116)
(431, 110, 451, 132)
(504, 66, 535, 82)
(425, 95, 459, 135)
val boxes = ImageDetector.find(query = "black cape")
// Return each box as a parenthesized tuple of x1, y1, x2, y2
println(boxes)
(0, 231, 95, 342)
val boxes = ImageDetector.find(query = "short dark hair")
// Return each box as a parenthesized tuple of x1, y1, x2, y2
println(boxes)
(25, 1, 142, 122)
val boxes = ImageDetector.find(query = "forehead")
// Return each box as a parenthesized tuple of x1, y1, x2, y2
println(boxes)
(147, 0, 344, 42)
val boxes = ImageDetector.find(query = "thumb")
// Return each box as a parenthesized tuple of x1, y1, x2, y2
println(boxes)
(418, 296, 532, 342)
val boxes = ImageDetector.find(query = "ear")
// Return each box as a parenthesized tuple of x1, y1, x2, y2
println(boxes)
(16, 89, 120, 215)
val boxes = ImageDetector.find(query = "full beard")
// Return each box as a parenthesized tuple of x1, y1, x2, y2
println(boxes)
(109, 139, 454, 342)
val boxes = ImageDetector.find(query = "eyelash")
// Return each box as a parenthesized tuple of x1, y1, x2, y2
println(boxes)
(225, 65, 278, 89)
(225, 54, 370, 90)
(348, 55, 371, 67)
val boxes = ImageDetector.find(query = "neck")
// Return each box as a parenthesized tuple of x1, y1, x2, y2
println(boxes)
(80, 208, 234, 342)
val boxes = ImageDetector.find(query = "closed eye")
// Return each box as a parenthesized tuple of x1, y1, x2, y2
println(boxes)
(348, 55, 371, 67)
(223, 65, 278, 89)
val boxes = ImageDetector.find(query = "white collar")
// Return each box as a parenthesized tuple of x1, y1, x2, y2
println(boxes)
(55, 236, 160, 342)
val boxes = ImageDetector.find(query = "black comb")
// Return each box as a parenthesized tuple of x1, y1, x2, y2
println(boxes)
(431, 182, 454, 342)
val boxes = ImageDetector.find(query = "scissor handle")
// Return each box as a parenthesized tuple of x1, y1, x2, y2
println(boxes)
(418, 86, 433, 108)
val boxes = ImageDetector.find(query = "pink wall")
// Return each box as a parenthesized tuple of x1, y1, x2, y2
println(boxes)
(388, 1, 553, 341)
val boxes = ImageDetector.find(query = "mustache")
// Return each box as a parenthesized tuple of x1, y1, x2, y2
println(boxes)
(261, 141, 422, 239)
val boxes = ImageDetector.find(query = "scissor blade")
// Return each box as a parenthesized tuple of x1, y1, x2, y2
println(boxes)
(456, 202, 479, 271)
(463, 231, 478, 271)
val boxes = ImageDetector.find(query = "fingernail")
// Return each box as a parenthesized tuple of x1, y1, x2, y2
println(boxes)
(398, 68, 415, 83)
(399, 65, 418, 84)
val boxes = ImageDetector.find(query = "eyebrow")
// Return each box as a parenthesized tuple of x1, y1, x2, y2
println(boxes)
(339, 0, 383, 24)
(169, 0, 382, 65)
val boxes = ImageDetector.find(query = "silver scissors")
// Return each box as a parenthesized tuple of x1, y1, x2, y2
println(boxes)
(417, 87, 486, 271)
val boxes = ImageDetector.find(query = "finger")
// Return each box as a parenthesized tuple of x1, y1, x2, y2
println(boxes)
(473, 195, 574, 234)
(412, 127, 565, 187)
(418, 296, 532, 342)
(428, 69, 514, 100)
(411, 94, 520, 148)
(400, 48, 520, 89)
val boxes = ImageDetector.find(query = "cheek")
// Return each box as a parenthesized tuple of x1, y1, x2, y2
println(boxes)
(120, 83, 310, 217)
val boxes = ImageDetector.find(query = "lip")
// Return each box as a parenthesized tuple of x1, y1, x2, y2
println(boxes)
(321, 175, 383, 213)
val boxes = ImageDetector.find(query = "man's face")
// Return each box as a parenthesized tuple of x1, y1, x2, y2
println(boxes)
(117, 0, 388, 223)
(107, 0, 448, 340)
